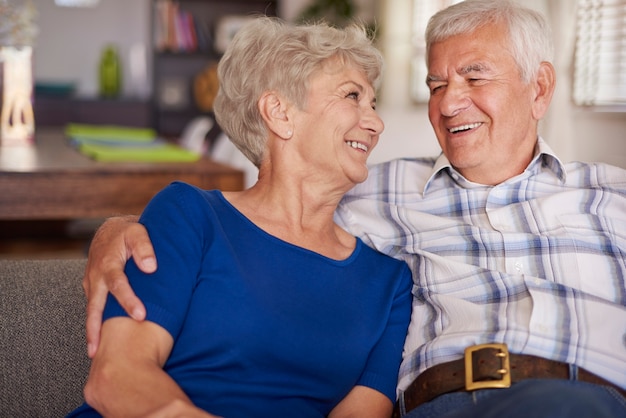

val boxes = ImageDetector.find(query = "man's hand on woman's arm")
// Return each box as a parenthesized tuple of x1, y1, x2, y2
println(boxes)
(83, 215, 156, 358)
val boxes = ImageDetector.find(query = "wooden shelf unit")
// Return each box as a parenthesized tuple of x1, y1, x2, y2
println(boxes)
(151, 0, 279, 137)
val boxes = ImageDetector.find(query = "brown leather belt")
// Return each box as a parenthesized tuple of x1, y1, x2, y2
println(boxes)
(393, 343, 626, 417)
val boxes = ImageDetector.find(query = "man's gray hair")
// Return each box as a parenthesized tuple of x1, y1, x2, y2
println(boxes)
(426, 0, 553, 83)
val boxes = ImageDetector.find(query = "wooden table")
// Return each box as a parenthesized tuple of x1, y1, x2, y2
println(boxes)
(0, 128, 244, 220)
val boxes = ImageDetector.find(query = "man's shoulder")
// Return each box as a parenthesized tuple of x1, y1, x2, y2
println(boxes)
(563, 160, 626, 188)
(368, 157, 438, 174)
(339, 157, 440, 203)
(355, 157, 439, 193)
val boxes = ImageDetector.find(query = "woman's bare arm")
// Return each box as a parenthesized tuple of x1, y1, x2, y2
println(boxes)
(84, 317, 219, 417)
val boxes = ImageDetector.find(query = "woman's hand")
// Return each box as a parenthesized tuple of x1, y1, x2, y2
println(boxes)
(328, 385, 393, 418)
(146, 399, 223, 418)
(83, 215, 156, 358)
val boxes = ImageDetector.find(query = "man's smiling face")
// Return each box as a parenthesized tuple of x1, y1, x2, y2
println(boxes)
(427, 23, 541, 185)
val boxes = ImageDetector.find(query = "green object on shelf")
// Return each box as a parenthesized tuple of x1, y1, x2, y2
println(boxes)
(99, 45, 122, 97)
(298, 0, 355, 27)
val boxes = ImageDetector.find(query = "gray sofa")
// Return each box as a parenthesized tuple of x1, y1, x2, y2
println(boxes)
(0, 258, 90, 417)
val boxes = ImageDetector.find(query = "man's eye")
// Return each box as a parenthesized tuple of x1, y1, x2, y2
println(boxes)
(429, 85, 444, 94)
(346, 91, 360, 100)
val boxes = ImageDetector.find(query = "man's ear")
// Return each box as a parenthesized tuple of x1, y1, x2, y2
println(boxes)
(531, 61, 556, 120)
(258, 91, 293, 139)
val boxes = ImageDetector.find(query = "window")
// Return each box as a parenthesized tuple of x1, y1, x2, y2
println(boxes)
(55, 0, 100, 7)
(573, 0, 626, 106)
(410, 0, 462, 103)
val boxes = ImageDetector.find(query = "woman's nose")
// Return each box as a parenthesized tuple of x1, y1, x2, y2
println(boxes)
(361, 107, 384, 135)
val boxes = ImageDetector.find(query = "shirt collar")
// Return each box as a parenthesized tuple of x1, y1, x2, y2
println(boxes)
(422, 137, 567, 194)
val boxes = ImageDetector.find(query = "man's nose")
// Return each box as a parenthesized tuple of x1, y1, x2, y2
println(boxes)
(438, 83, 472, 117)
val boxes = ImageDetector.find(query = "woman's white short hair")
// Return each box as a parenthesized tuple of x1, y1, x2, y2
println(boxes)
(214, 16, 383, 167)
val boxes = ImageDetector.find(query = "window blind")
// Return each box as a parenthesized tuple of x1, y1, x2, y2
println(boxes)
(574, 0, 626, 106)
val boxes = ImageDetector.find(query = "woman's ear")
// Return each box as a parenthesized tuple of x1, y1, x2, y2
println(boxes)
(258, 91, 293, 139)
(531, 61, 556, 120)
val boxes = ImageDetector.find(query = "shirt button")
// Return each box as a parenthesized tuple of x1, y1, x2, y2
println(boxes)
(514, 261, 523, 273)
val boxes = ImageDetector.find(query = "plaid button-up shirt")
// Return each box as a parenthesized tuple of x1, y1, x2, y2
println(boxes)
(336, 137, 626, 392)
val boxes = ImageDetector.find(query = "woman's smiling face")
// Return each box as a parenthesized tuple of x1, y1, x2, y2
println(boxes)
(293, 59, 384, 186)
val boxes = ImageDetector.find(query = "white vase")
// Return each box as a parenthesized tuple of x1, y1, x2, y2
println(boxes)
(0, 46, 35, 146)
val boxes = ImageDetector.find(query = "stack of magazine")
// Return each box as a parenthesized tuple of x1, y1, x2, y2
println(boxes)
(66, 124, 201, 163)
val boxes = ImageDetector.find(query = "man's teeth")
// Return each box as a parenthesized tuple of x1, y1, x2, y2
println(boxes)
(449, 122, 481, 133)
(346, 141, 368, 152)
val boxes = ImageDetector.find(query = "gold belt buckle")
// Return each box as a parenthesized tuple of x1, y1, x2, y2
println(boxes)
(464, 343, 511, 391)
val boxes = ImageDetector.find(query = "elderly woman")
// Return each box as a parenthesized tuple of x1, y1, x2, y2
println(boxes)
(68, 16, 411, 418)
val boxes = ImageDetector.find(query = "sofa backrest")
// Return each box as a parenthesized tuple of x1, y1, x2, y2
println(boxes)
(0, 258, 90, 417)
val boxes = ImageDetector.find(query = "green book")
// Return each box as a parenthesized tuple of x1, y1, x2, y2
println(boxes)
(65, 123, 200, 162)
(77, 142, 201, 163)
(65, 123, 157, 142)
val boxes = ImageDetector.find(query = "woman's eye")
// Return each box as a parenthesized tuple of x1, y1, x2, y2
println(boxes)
(346, 91, 360, 100)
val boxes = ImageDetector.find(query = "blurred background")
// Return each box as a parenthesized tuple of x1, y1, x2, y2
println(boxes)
(31, 0, 626, 166)
(1, 0, 624, 259)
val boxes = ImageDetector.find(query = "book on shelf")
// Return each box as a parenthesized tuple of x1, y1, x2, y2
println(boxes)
(154, 0, 200, 53)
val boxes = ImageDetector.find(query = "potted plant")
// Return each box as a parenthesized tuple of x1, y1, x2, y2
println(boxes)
(298, 0, 377, 40)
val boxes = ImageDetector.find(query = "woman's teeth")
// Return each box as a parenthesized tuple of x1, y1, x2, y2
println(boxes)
(346, 141, 368, 151)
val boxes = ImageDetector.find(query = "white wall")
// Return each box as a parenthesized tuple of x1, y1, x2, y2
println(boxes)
(32, 0, 626, 169)
(33, 0, 151, 98)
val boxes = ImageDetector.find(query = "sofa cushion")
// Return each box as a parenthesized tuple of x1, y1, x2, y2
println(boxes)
(0, 258, 89, 417)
